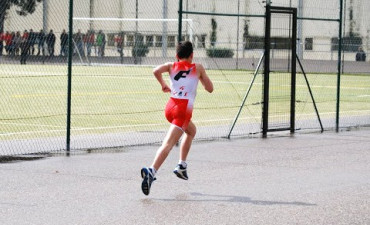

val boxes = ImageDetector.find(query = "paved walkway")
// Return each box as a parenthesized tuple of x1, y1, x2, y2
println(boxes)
(1, 129, 370, 225)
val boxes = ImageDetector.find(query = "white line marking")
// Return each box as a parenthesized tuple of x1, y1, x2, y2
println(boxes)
(0, 123, 163, 137)
(0, 122, 65, 128)
(2, 70, 369, 89)
(2, 108, 370, 137)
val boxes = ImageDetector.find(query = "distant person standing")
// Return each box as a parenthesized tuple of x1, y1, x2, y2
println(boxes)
(46, 29, 56, 56)
(37, 29, 46, 56)
(115, 32, 124, 58)
(20, 31, 30, 64)
(13, 31, 22, 55)
(21, 30, 29, 56)
(9, 31, 15, 55)
(60, 29, 68, 56)
(28, 29, 37, 55)
(4, 31, 12, 54)
(96, 30, 106, 57)
(85, 30, 95, 56)
(356, 47, 366, 62)
(73, 29, 84, 57)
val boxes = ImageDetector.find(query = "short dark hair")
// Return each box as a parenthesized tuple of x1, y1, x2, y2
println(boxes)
(176, 41, 193, 59)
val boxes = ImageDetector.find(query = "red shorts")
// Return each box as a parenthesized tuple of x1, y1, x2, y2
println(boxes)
(165, 97, 192, 130)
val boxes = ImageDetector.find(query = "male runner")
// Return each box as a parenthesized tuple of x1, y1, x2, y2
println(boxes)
(141, 41, 213, 195)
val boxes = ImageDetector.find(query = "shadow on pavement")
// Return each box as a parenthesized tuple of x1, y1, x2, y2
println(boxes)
(154, 192, 316, 206)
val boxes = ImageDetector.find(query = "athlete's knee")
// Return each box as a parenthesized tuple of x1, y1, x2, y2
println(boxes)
(186, 125, 196, 138)
(191, 126, 197, 137)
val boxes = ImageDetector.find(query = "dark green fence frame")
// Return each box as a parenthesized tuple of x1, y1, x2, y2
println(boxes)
(177, 0, 344, 136)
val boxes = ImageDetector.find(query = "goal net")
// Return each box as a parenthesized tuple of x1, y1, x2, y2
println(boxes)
(72, 18, 193, 65)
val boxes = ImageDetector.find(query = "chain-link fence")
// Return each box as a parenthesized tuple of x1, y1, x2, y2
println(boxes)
(0, 0, 369, 156)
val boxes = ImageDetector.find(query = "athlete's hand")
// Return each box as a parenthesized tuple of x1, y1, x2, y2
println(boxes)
(162, 84, 171, 93)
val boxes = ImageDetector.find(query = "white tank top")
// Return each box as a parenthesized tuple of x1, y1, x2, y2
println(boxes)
(169, 61, 199, 106)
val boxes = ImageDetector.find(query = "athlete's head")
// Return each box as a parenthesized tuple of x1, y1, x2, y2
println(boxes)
(176, 41, 193, 59)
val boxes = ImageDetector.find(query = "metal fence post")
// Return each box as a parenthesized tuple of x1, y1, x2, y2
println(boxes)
(178, 0, 183, 44)
(336, 0, 344, 132)
(66, 0, 74, 156)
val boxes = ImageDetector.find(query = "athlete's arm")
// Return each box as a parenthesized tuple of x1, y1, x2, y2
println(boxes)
(153, 62, 172, 93)
(197, 64, 214, 93)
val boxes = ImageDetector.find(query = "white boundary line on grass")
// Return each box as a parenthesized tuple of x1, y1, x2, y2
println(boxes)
(0, 70, 66, 76)
(0, 122, 66, 128)
(0, 123, 163, 137)
(2, 108, 370, 137)
(2, 70, 369, 89)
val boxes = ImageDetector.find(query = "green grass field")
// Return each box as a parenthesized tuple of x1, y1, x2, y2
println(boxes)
(0, 64, 369, 141)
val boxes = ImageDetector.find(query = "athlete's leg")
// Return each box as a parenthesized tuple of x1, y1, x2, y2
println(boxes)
(179, 120, 196, 162)
(173, 121, 196, 180)
(151, 124, 184, 171)
(142, 125, 183, 195)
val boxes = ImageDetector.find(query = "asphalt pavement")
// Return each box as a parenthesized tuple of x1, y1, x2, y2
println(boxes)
(1, 128, 370, 225)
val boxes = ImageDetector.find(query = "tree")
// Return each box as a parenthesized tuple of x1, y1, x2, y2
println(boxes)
(210, 18, 217, 47)
(242, 19, 249, 50)
(0, 0, 43, 33)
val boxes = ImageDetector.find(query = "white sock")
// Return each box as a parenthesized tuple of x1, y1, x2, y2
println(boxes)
(178, 160, 187, 168)
(149, 167, 157, 177)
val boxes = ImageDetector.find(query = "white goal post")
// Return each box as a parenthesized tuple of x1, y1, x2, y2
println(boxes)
(73, 18, 193, 43)
(71, 18, 194, 65)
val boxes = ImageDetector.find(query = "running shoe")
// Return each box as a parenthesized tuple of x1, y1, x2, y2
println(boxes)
(173, 164, 188, 180)
(141, 167, 156, 195)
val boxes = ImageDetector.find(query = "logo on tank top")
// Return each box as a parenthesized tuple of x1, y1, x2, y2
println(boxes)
(172, 86, 188, 97)
(174, 68, 193, 81)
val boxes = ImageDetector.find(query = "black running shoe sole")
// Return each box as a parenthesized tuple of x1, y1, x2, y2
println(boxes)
(141, 168, 150, 195)
(173, 170, 188, 180)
